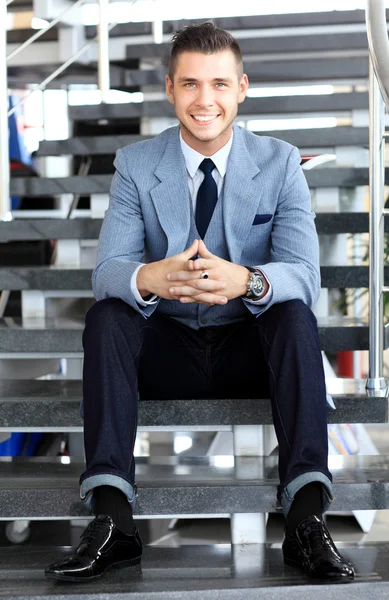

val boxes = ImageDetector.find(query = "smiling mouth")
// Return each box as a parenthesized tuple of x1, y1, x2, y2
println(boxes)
(191, 115, 220, 124)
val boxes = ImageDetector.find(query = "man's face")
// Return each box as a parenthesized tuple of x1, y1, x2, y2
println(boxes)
(166, 50, 248, 155)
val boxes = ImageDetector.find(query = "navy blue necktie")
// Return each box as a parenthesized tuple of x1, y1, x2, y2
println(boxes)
(195, 158, 218, 240)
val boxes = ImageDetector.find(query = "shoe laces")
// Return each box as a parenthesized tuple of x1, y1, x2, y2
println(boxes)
(304, 520, 333, 553)
(81, 517, 110, 547)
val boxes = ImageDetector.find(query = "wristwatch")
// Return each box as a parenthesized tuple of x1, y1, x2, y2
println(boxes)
(244, 267, 265, 300)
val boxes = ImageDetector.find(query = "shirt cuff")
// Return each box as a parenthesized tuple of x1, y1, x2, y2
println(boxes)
(131, 265, 158, 307)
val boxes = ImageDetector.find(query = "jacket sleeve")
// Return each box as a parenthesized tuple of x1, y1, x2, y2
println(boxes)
(92, 148, 160, 317)
(244, 145, 320, 316)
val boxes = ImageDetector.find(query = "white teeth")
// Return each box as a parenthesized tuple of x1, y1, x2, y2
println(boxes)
(192, 115, 218, 122)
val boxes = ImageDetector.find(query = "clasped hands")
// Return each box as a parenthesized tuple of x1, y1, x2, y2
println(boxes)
(137, 239, 249, 306)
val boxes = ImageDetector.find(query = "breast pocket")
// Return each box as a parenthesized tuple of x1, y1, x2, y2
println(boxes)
(252, 213, 273, 225)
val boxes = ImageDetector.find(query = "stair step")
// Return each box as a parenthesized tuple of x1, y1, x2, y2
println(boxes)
(0, 265, 380, 291)
(0, 219, 102, 242)
(125, 31, 369, 61)
(0, 213, 377, 242)
(68, 93, 367, 122)
(0, 378, 386, 430)
(9, 168, 385, 197)
(0, 316, 386, 354)
(36, 127, 369, 156)
(0, 455, 389, 517)
(0, 267, 92, 290)
(0, 542, 387, 599)
(91, 9, 374, 35)
(63, 57, 372, 89)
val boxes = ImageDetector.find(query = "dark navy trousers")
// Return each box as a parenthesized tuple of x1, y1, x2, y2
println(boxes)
(79, 298, 333, 515)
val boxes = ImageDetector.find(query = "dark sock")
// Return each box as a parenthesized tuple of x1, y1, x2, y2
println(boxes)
(93, 485, 135, 534)
(286, 482, 323, 534)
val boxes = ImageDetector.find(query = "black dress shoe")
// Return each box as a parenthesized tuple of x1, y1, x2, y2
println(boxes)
(282, 514, 354, 583)
(45, 514, 142, 582)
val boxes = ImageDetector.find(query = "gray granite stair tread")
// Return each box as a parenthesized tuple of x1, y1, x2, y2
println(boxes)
(0, 377, 380, 398)
(1, 454, 389, 486)
(0, 315, 375, 330)
(0, 543, 387, 599)
(0, 219, 102, 241)
(0, 456, 389, 515)
(0, 265, 385, 290)
(35, 128, 369, 156)
(0, 379, 386, 428)
(88, 10, 378, 34)
(0, 316, 386, 353)
(0, 316, 85, 330)
(67, 93, 368, 121)
(10, 169, 389, 196)
(124, 32, 370, 60)
(0, 214, 378, 242)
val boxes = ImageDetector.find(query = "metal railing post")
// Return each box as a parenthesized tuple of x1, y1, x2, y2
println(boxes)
(0, 0, 10, 220)
(98, 0, 110, 102)
(366, 57, 387, 393)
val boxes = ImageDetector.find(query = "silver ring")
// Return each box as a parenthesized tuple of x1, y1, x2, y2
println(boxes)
(200, 271, 209, 280)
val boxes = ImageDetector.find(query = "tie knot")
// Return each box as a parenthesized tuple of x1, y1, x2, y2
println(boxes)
(199, 158, 215, 175)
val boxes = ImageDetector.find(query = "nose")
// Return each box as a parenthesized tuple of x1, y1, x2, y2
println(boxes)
(195, 84, 214, 107)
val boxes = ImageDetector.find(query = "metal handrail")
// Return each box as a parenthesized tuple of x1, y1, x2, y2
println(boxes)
(98, 0, 110, 102)
(8, 21, 117, 118)
(365, 2, 388, 393)
(0, 0, 10, 219)
(366, 0, 389, 112)
(7, 0, 87, 63)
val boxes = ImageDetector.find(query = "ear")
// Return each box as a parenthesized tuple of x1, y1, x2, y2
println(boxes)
(238, 73, 249, 105)
(166, 75, 175, 105)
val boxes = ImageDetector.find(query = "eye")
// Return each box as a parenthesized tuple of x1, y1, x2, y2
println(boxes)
(184, 83, 196, 88)
(215, 82, 227, 88)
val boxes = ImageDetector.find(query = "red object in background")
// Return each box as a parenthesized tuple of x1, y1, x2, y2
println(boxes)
(337, 351, 354, 377)
(300, 155, 318, 164)
(10, 159, 37, 176)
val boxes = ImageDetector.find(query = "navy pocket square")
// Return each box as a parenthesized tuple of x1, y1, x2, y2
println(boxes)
(252, 213, 273, 225)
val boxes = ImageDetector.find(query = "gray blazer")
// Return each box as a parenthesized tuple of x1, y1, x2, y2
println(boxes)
(92, 124, 320, 323)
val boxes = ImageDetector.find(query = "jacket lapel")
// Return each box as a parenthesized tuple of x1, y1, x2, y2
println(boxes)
(223, 126, 263, 265)
(150, 128, 191, 257)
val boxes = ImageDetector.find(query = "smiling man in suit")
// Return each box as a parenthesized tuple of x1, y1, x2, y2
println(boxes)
(46, 22, 354, 583)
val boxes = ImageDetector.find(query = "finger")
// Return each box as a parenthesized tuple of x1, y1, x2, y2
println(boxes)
(167, 270, 199, 281)
(180, 292, 228, 305)
(192, 258, 212, 271)
(198, 240, 214, 259)
(169, 281, 226, 296)
(168, 270, 224, 284)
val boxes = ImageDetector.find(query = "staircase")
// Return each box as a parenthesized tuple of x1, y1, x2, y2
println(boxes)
(2, 5, 389, 598)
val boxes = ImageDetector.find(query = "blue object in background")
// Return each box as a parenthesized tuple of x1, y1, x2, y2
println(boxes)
(0, 433, 43, 457)
(8, 94, 31, 210)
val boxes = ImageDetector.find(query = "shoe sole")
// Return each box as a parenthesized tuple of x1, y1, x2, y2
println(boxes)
(283, 556, 354, 584)
(45, 555, 142, 582)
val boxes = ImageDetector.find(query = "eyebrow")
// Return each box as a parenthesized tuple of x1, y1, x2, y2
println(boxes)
(177, 77, 234, 83)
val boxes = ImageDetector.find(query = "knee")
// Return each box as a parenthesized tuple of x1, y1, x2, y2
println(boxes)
(274, 299, 316, 330)
(85, 298, 135, 334)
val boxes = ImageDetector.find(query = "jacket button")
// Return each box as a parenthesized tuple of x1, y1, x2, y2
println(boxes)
(201, 319, 208, 325)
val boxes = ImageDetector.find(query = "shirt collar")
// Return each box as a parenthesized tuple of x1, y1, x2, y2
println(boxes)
(179, 131, 233, 179)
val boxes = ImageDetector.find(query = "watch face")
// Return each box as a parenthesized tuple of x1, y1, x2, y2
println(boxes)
(252, 274, 264, 296)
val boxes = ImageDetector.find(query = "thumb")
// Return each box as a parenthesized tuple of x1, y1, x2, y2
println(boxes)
(182, 239, 199, 258)
(198, 239, 213, 258)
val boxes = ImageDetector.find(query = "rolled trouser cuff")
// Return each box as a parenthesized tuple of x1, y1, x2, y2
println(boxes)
(281, 471, 334, 517)
(80, 473, 137, 513)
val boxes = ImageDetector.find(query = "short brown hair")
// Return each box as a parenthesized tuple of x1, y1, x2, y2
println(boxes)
(168, 21, 243, 80)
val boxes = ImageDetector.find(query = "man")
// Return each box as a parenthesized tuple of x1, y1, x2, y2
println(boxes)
(46, 22, 354, 583)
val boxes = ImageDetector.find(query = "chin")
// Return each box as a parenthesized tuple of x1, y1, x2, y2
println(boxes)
(187, 128, 221, 143)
